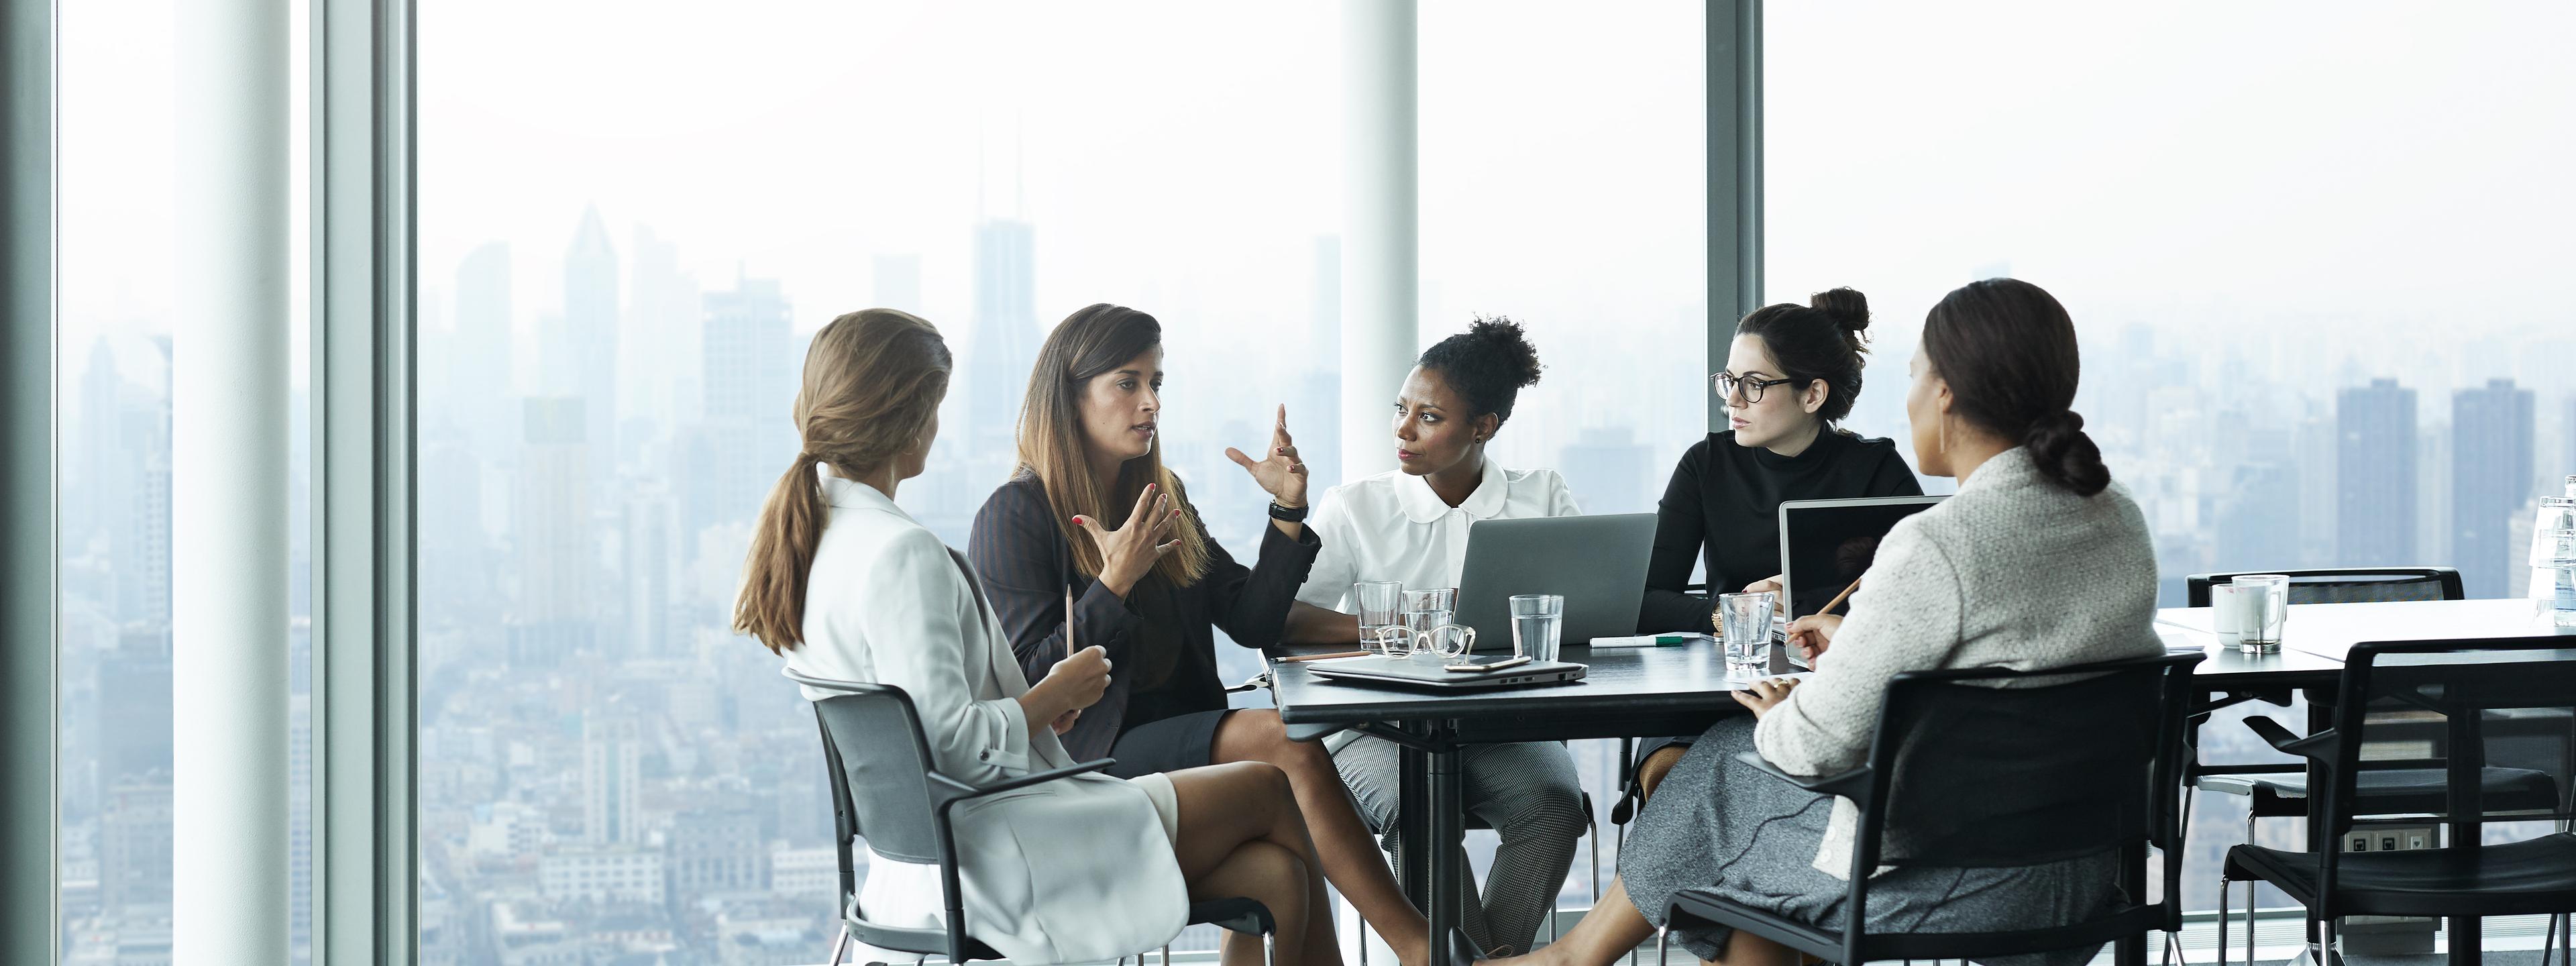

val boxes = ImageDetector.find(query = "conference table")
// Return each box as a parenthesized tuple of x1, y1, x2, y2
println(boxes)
(1267, 597, 2572, 966)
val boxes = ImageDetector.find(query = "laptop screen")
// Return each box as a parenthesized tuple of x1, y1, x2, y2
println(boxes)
(1777, 496, 1946, 619)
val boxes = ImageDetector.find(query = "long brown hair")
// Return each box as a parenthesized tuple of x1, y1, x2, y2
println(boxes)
(734, 309, 953, 653)
(1017, 303, 1211, 586)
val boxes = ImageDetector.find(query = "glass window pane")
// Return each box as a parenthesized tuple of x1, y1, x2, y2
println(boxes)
(58, 0, 316, 960)
(1768, 1, 2576, 913)
(417, 3, 1336, 958)
(1420, 0, 1706, 914)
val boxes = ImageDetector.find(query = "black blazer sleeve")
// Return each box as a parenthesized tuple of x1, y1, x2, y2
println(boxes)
(969, 476, 1147, 688)
(1638, 441, 1715, 633)
(1177, 486, 1322, 649)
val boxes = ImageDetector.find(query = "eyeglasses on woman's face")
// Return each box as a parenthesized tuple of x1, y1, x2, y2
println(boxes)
(1710, 371, 1797, 403)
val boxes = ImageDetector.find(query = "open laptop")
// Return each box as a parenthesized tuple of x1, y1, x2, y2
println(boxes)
(1453, 513, 1658, 652)
(1776, 496, 1946, 619)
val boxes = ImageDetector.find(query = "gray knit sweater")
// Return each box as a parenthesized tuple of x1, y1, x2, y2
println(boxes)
(1751, 446, 2163, 877)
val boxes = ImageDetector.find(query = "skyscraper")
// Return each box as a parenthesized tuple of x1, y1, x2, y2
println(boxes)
(699, 276, 796, 543)
(2453, 378, 2535, 597)
(873, 254, 923, 315)
(581, 714, 642, 845)
(564, 207, 621, 477)
(2337, 378, 2417, 566)
(627, 226, 700, 432)
(1558, 426, 1655, 515)
(511, 397, 594, 666)
(1301, 235, 1343, 488)
(453, 242, 515, 462)
(969, 217, 1036, 466)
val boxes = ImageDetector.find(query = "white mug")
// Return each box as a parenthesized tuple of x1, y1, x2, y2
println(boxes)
(2210, 584, 2246, 644)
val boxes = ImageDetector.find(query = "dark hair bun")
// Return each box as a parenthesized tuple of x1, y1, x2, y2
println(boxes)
(1466, 316, 1544, 388)
(2024, 410, 2112, 496)
(1418, 315, 1546, 427)
(1809, 287, 1870, 335)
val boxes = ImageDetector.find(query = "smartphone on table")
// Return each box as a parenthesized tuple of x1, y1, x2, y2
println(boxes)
(1442, 654, 1532, 673)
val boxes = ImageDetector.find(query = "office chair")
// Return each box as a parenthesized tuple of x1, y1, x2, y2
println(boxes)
(2221, 637, 2576, 965)
(1665, 652, 2203, 966)
(791, 671, 1278, 966)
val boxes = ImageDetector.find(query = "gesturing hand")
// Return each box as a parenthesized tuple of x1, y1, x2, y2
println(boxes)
(1225, 404, 1308, 508)
(1075, 483, 1183, 598)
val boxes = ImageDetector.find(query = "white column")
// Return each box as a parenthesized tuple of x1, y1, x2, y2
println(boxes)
(1340, 0, 1419, 480)
(172, 0, 289, 960)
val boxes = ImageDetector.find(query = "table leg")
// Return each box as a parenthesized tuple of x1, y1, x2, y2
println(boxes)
(1428, 736, 1463, 966)
(1399, 741, 1430, 908)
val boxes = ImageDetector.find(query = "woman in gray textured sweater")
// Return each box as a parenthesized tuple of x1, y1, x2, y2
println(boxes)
(1469, 278, 2163, 966)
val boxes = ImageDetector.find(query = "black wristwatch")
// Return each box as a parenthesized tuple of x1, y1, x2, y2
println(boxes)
(1267, 500, 1309, 523)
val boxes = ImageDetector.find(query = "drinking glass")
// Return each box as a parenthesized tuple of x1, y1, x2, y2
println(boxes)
(1354, 580, 1404, 653)
(1509, 594, 1565, 662)
(2232, 574, 2290, 651)
(1399, 588, 1457, 659)
(1419, 624, 1479, 660)
(1371, 623, 1417, 658)
(1719, 591, 1775, 676)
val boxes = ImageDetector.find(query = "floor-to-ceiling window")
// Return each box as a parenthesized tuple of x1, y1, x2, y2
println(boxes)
(55, 0, 317, 961)
(413, 3, 1342, 959)
(1766, 1, 2576, 914)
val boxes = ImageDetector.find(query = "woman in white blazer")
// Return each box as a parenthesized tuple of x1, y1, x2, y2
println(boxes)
(734, 309, 1343, 966)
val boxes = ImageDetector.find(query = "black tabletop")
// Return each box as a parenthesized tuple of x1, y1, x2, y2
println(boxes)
(1267, 640, 1759, 744)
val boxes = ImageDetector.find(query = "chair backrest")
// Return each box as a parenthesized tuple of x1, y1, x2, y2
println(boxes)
(1854, 652, 2201, 873)
(2318, 639, 2576, 898)
(2184, 567, 2462, 608)
(798, 676, 949, 865)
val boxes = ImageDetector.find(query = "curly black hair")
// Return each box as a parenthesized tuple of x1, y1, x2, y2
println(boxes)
(1416, 316, 1544, 427)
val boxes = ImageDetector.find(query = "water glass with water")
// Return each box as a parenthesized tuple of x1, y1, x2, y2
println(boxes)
(1509, 594, 1565, 662)
(1354, 580, 1404, 653)
(1719, 591, 1775, 677)
(1400, 588, 1457, 659)
(2232, 574, 2290, 650)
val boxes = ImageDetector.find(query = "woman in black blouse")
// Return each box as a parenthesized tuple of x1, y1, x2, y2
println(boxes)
(971, 303, 1432, 966)
(1631, 288, 1921, 792)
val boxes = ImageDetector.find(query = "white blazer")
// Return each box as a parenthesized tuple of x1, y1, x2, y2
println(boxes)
(783, 469, 1189, 963)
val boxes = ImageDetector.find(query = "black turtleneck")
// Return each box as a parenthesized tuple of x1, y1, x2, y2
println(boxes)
(1635, 429, 1923, 633)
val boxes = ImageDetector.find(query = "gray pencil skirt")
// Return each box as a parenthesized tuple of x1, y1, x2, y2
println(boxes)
(1616, 716, 2123, 966)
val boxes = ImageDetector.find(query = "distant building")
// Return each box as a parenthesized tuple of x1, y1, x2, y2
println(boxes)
(100, 778, 173, 912)
(666, 808, 768, 902)
(693, 277, 796, 553)
(2336, 378, 2417, 566)
(511, 398, 594, 666)
(968, 217, 1036, 467)
(766, 845, 839, 898)
(563, 207, 622, 478)
(539, 846, 665, 904)
(453, 242, 516, 461)
(2453, 379, 2534, 597)
(1558, 426, 1656, 515)
(582, 716, 643, 845)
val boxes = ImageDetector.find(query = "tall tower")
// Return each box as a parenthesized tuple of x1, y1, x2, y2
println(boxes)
(581, 714, 642, 845)
(564, 207, 621, 480)
(453, 243, 515, 462)
(969, 217, 1036, 468)
(2453, 378, 2534, 597)
(2337, 378, 2418, 567)
(511, 397, 593, 666)
(696, 276, 795, 543)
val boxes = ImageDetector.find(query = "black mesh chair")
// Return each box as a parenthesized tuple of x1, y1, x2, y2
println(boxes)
(790, 671, 1277, 966)
(1664, 651, 2202, 965)
(2182, 567, 2463, 608)
(2222, 638, 2576, 963)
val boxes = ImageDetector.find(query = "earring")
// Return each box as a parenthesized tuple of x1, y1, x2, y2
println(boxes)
(1937, 417, 1949, 457)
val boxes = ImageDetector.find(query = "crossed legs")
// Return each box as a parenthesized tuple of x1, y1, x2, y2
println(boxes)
(1168, 761, 1342, 966)
(1215, 709, 1434, 966)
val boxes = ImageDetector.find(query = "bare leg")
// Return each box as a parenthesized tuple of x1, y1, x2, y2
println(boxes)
(1635, 747, 1688, 802)
(1215, 710, 1432, 966)
(1485, 877, 1799, 966)
(1167, 761, 1343, 966)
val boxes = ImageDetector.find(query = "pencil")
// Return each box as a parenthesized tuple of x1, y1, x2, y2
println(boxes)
(1818, 576, 1863, 616)
(1065, 586, 1075, 663)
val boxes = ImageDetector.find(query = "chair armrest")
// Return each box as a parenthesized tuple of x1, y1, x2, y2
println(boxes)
(930, 758, 1120, 809)
(1732, 752, 1873, 802)
(2242, 716, 2338, 762)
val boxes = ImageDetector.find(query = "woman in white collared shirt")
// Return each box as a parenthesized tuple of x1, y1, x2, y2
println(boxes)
(735, 309, 1344, 966)
(1287, 319, 1587, 957)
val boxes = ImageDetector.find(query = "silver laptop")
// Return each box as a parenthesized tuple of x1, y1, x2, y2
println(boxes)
(1776, 496, 1946, 619)
(1453, 513, 1658, 651)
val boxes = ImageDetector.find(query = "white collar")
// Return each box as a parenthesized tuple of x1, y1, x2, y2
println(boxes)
(1391, 458, 1511, 524)
(817, 464, 915, 522)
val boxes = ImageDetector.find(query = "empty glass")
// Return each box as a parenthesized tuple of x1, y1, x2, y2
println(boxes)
(2232, 574, 2290, 651)
(1354, 580, 1404, 653)
(1719, 591, 1775, 676)
(1509, 594, 1565, 662)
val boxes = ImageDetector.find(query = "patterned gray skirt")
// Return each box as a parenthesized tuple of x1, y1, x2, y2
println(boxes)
(1615, 716, 2122, 966)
